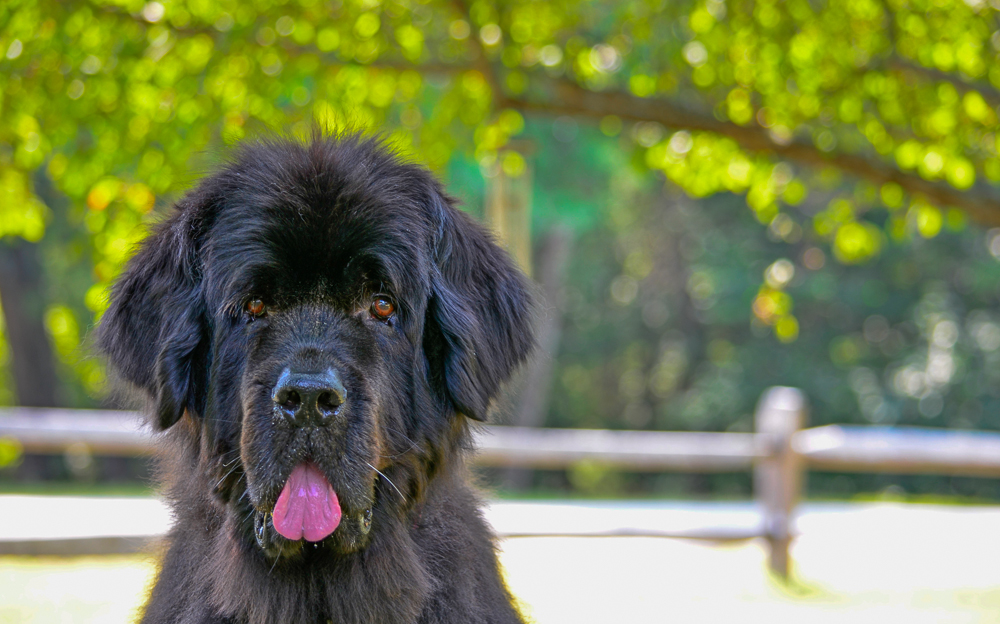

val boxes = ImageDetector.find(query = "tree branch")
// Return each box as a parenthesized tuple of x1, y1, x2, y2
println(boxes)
(887, 58, 1000, 108)
(504, 79, 1000, 226)
(321, 57, 1000, 225)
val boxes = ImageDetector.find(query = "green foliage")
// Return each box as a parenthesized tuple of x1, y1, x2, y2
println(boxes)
(2, 0, 1000, 475)
(0, 437, 22, 468)
(539, 131, 1000, 496)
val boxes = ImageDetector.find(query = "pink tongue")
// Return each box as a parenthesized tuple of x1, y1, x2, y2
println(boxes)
(271, 462, 342, 542)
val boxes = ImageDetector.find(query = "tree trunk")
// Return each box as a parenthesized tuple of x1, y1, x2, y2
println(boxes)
(502, 227, 573, 490)
(0, 239, 62, 407)
(0, 239, 64, 480)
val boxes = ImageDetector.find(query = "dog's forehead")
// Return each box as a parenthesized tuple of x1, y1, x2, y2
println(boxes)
(199, 141, 437, 299)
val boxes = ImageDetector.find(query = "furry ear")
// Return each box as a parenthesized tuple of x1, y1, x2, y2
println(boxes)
(97, 212, 207, 430)
(428, 195, 535, 421)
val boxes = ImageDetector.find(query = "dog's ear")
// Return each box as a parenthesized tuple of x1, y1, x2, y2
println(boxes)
(428, 195, 535, 421)
(97, 209, 207, 430)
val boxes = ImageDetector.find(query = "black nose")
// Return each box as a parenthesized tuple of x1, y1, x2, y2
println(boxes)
(272, 369, 346, 427)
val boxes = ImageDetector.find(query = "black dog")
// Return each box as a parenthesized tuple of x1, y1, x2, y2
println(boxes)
(98, 135, 534, 623)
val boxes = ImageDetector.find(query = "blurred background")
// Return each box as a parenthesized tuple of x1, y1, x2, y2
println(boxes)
(4, 0, 1000, 622)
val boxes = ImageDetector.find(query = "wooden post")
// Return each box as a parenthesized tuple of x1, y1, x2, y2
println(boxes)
(754, 386, 807, 578)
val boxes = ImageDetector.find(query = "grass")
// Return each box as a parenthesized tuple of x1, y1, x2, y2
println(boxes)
(506, 536, 1000, 623)
(3, 489, 1000, 623)
(0, 481, 154, 497)
(5, 526, 1000, 624)
(0, 554, 157, 624)
(4, 477, 999, 506)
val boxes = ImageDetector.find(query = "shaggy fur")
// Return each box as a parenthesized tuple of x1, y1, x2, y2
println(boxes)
(98, 136, 534, 624)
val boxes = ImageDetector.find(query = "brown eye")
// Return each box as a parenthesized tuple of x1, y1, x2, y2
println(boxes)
(246, 298, 266, 317)
(370, 296, 395, 320)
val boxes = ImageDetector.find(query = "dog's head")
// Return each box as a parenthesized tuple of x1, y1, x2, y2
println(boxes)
(98, 136, 533, 558)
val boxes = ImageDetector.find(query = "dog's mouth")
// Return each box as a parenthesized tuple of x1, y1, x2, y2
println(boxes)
(271, 461, 342, 542)
(250, 458, 376, 556)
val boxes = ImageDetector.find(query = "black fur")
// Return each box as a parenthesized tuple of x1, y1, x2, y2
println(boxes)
(98, 135, 534, 624)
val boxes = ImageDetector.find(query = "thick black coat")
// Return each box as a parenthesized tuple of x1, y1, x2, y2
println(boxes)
(98, 136, 534, 624)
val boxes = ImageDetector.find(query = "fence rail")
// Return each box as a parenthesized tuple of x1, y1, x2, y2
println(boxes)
(474, 427, 764, 471)
(0, 408, 148, 455)
(794, 424, 1000, 476)
(4, 386, 1000, 576)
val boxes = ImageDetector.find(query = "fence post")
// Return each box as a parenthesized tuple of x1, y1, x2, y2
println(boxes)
(754, 386, 807, 578)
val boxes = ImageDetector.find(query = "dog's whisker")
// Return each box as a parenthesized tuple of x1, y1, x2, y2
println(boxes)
(379, 442, 420, 458)
(379, 427, 421, 457)
(375, 445, 419, 460)
(366, 462, 406, 502)
(216, 462, 243, 488)
(383, 426, 419, 448)
(268, 542, 283, 576)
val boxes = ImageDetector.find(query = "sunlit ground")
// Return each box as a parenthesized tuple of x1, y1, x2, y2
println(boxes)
(504, 537, 1000, 624)
(3, 501, 1000, 623)
(0, 554, 156, 623)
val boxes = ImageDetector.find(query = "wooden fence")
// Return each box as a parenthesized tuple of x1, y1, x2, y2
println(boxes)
(3, 386, 1000, 576)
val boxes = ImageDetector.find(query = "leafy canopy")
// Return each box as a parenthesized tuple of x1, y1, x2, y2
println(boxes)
(2, 0, 1000, 396)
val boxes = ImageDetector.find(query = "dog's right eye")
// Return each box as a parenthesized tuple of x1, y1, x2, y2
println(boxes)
(370, 296, 395, 321)
(245, 298, 266, 319)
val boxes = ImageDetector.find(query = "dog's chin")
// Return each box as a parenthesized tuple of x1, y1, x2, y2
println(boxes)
(243, 467, 377, 561)
(250, 504, 374, 560)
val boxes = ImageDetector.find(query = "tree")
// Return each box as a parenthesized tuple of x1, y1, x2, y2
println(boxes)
(2, 0, 999, 405)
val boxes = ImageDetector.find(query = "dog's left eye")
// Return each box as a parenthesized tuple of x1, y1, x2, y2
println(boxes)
(370, 296, 395, 321)
(245, 298, 266, 318)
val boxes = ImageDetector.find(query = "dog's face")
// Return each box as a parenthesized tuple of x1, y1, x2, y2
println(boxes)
(217, 184, 430, 557)
(99, 137, 533, 560)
